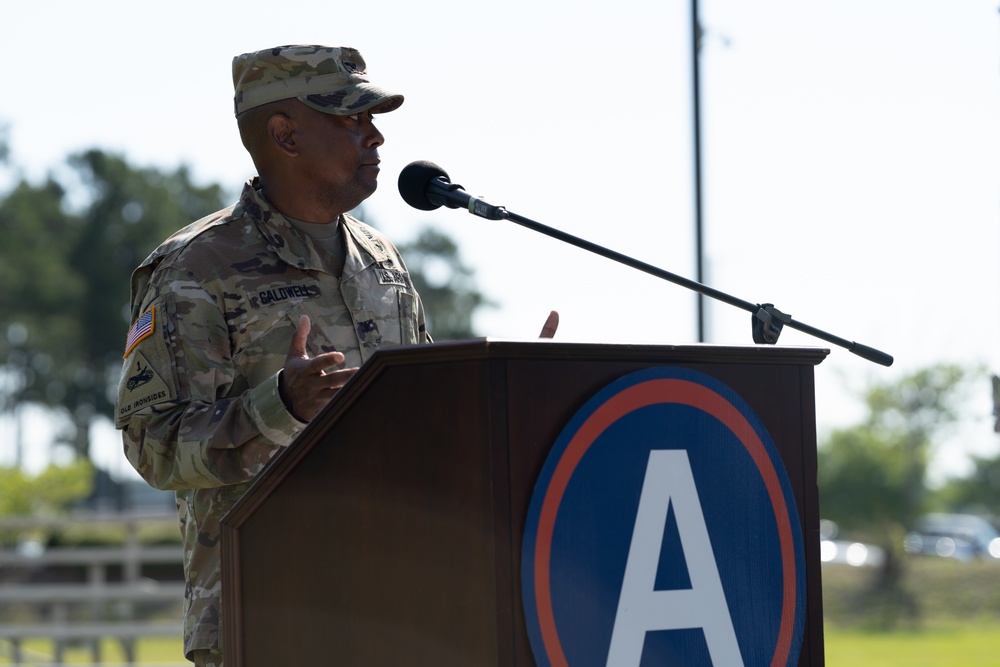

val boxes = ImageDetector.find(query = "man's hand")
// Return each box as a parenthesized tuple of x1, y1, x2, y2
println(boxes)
(279, 315, 358, 422)
(539, 310, 559, 339)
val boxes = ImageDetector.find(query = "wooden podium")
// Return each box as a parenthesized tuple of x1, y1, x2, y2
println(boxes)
(221, 340, 827, 666)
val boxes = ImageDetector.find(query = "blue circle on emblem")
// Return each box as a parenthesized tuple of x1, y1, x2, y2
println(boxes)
(521, 366, 806, 667)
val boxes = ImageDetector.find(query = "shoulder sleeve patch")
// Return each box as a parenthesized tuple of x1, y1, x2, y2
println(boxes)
(124, 307, 156, 358)
(116, 350, 176, 427)
(116, 300, 177, 429)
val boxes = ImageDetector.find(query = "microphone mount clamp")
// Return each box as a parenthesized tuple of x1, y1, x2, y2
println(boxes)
(752, 304, 791, 345)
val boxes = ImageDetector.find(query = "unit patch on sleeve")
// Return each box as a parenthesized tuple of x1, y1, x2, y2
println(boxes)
(117, 350, 176, 426)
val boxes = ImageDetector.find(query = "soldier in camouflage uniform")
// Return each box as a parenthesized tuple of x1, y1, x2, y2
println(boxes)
(115, 45, 430, 667)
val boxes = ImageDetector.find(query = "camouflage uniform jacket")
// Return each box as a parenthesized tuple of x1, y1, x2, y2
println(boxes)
(115, 179, 429, 657)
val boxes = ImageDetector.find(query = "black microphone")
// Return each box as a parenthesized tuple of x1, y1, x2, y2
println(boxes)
(397, 161, 506, 220)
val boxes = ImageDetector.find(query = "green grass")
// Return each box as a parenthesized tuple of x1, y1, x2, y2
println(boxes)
(821, 556, 1000, 666)
(0, 637, 186, 665)
(13, 628, 995, 667)
(825, 624, 1000, 667)
(2, 557, 998, 665)
(822, 558, 1000, 629)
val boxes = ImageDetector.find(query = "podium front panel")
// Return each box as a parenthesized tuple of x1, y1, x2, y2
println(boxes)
(221, 342, 826, 666)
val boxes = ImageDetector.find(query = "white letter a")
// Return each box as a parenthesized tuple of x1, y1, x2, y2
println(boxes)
(606, 450, 744, 666)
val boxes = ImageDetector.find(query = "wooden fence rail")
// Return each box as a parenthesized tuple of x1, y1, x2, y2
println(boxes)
(0, 512, 185, 666)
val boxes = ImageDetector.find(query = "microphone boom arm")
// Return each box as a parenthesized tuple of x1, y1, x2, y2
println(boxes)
(396, 160, 891, 366)
(492, 206, 893, 367)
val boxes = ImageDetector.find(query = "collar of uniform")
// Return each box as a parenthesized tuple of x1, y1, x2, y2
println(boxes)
(239, 180, 392, 277)
(340, 213, 392, 260)
(237, 180, 340, 274)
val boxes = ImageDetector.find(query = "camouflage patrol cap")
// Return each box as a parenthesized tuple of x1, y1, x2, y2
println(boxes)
(232, 45, 404, 117)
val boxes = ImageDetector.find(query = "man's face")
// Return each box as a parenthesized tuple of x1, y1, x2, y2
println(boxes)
(291, 104, 386, 215)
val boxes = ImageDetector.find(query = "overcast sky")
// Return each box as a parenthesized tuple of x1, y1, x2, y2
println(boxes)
(2, 0, 998, 483)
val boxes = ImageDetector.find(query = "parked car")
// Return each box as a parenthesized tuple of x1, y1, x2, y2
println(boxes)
(819, 519, 885, 567)
(903, 513, 1000, 562)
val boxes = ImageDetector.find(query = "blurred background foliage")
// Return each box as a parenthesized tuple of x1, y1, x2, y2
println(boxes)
(0, 143, 227, 462)
(0, 461, 94, 518)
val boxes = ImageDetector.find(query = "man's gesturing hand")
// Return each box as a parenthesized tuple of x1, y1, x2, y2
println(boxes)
(279, 315, 359, 422)
(539, 310, 559, 339)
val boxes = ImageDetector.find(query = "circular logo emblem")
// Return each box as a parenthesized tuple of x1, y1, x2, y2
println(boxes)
(521, 366, 806, 666)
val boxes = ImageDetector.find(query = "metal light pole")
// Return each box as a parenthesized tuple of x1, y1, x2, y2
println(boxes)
(691, 0, 706, 342)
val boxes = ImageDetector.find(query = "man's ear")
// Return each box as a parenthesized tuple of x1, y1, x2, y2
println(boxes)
(267, 113, 298, 156)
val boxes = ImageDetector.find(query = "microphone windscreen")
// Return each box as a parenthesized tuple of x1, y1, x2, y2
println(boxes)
(398, 160, 449, 211)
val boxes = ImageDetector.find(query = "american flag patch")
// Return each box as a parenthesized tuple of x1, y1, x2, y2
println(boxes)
(124, 307, 155, 358)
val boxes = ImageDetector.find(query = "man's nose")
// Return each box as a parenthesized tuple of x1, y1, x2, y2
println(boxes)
(365, 119, 384, 148)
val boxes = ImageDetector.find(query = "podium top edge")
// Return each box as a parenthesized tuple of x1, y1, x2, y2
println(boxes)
(367, 339, 830, 367)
